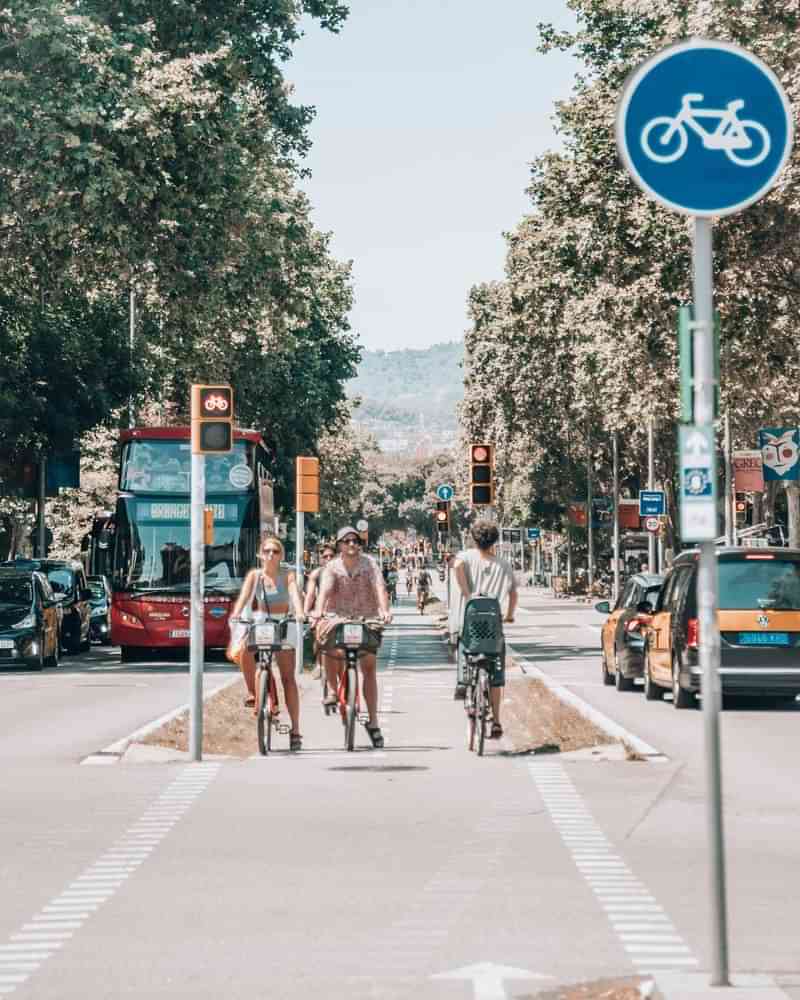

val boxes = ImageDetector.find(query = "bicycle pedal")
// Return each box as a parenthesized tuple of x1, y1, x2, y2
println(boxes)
(276, 723, 291, 735)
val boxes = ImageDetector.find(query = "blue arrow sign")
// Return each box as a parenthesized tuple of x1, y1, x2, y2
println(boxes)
(617, 39, 793, 217)
(436, 484, 455, 502)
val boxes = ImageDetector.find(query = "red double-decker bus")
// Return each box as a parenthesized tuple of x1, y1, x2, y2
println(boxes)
(110, 427, 275, 662)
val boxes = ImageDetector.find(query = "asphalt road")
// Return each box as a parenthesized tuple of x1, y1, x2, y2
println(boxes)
(0, 590, 798, 998)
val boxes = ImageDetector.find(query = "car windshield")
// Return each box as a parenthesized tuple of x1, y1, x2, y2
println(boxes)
(644, 585, 662, 606)
(46, 569, 75, 595)
(0, 579, 32, 605)
(719, 558, 800, 610)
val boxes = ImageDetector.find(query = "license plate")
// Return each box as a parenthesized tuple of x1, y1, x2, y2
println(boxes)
(253, 623, 276, 647)
(343, 624, 363, 645)
(169, 629, 191, 639)
(0, 639, 14, 649)
(738, 632, 790, 646)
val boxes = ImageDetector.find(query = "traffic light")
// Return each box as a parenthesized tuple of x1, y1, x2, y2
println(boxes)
(191, 384, 234, 454)
(735, 492, 747, 527)
(435, 500, 450, 535)
(203, 507, 214, 545)
(296, 456, 320, 514)
(470, 443, 494, 505)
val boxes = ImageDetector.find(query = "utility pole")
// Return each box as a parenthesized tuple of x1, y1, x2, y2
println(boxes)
(648, 417, 656, 573)
(587, 426, 594, 588)
(612, 432, 620, 605)
(37, 457, 47, 558)
(723, 411, 734, 545)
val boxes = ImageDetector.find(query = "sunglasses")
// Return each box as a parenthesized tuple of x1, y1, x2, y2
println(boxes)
(342, 537, 361, 546)
(262, 548, 282, 556)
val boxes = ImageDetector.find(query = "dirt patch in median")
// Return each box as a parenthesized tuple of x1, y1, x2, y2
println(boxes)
(526, 977, 651, 999)
(141, 675, 265, 758)
(502, 672, 616, 755)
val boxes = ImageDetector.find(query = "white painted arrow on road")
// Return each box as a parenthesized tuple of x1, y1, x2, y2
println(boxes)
(431, 961, 551, 999)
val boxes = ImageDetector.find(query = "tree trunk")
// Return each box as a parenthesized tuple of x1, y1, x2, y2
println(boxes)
(785, 483, 800, 548)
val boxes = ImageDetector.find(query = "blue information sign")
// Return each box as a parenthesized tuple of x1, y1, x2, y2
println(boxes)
(527, 527, 541, 541)
(436, 484, 454, 502)
(638, 490, 665, 517)
(617, 39, 793, 217)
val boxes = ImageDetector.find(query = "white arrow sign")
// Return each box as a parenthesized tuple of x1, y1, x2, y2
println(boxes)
(431, 962, 551, 1000)
(683, 428, 712, 461)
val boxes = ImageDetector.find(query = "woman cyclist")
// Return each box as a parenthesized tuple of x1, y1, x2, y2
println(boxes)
(230, 535, 305, 750)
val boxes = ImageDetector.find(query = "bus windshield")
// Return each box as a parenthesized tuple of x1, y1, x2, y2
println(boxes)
(114, 497, 257, 595)
(121, 440, 252, 494)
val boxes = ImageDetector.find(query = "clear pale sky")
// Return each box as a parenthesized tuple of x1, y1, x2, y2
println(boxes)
(287, 1, 579, 352)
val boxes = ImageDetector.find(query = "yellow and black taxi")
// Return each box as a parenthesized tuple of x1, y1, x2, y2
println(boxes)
(595, 573, 664, 691)
(644, 547, 800, 708)
(0, 567, 60, 670)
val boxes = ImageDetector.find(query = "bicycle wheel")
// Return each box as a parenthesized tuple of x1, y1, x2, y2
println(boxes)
(256, 667, 269, 756)
(267, 670, 277, 753)
(466, 679, 477, 752)
(726, 119, 770, 166)
(345, 664, 358, 751)
(641, 117, 687, 164)
(476, 668, 489, 757)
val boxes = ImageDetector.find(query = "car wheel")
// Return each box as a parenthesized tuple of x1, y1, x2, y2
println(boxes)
(601, 648, 614, 686)
(643, 652, 664, 701)
(614, 649, 635, 692)
(120, 646, 142, 663)
(25, 649, 44, 671)
(79, 632, 91, 652)
(672, 657, 695, 709)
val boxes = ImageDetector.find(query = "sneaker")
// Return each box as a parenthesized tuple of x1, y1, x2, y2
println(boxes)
(453, 684, 467, 701)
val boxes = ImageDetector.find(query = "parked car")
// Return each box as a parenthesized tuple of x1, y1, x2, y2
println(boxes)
(595, 573, 664, 691)
(0, 567, 60, 670)
(1, 559, 92, 654)
(87, 575, 112, 645)
(644, 547, 800, 708)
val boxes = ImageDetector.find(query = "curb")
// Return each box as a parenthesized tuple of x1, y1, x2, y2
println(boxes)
(81, 673, 242, 765)
(509, 645, 667, 761)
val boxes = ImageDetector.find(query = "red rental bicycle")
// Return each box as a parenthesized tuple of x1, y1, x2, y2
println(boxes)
(241, 614, 293, 756)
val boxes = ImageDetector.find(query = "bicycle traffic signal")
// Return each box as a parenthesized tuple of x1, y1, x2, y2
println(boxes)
(734, 492, 747, 527)
(296, 456, 320, 514)
(435, 500, 450, 535)
(191, 384, 234, 454)
(470, 443, 494, 506)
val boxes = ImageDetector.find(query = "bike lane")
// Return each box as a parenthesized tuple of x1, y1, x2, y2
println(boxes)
(2, 596, 689, 999)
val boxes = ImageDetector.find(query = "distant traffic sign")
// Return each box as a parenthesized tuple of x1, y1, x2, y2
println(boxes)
(527, 527, 541, 542)
(639, 490, 665, 517)
(436, 484, 455, 502)
(679, 424, 717, 541)
(617, 39, 793, 217)
(644, 517, 660, 534)
(356, 518, 368, 532)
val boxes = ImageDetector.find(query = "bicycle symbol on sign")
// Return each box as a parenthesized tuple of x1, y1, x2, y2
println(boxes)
(641, 94, 771, 166)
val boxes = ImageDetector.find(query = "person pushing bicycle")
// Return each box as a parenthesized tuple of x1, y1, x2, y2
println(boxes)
(449, 519, 517, 739)
(312, 526, 392, 748)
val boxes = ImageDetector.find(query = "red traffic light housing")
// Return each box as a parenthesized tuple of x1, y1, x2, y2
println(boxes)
(191, 384, 234, 454)
(470, 443, 494, 506)
(435, 500, 450, 534)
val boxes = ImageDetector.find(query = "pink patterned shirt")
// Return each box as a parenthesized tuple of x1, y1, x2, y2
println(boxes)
(320, 554, 385, 619)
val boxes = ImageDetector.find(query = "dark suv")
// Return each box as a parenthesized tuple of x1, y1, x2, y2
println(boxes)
(0, 567, 60, 669)
(645, 547, 800, 707)
(1, 559, 92, 654)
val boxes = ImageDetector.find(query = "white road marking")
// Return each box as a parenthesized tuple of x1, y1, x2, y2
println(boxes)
(530, 763, 697, 975)
(0, 763, 220, 995)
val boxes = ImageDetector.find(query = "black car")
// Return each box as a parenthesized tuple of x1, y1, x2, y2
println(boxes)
(87, 575, 112, 645)
(0, 568, 60, 670)
(1, 559, 92, 654)
(596, 573, 665, 691)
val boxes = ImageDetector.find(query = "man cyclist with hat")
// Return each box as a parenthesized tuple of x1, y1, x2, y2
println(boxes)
(311, 526, 392, 748)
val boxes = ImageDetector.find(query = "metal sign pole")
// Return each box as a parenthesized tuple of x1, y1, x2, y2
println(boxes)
(189, 451, 205, 763)
(723, 411, 734, 545)
(693, 217, 730, 987)
(295, 511, 304, 677)
(648, 418, 656, 573)
(612, 432, 620, 605)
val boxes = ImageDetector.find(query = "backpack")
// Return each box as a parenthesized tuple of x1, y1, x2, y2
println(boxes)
(461, 595, 503, 656)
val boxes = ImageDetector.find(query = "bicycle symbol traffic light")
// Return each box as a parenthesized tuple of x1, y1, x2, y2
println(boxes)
(191, 384, 234, 454)
(435, 500, 450, 535)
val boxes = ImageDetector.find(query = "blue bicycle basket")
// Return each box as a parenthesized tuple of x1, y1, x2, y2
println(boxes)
(461, 596, 503, 656)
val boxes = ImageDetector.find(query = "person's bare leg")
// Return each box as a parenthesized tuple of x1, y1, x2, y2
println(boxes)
(323, 652, 341, 700)
(360, 654, 379, 726)
(240, 650, 256, 701)
(490, 686, 503, 728)
(278, 656, 300, 733)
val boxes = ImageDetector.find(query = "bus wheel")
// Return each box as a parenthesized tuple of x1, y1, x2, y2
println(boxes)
(120, 646, 140, 663)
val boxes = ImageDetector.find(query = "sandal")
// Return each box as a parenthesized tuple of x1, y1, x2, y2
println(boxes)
(490, 722, 504, 739)
(323, 694, 337, 709)
(289, 732, 302, 752)
(243, 695, 255, 708)
(365, 723, 384, 749)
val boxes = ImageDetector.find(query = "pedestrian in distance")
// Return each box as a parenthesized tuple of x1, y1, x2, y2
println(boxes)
(449, 519, 517, 738)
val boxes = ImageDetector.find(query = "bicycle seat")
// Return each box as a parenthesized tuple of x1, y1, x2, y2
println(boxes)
(727, 99, 745, 112)
(683, 92, 704, 103)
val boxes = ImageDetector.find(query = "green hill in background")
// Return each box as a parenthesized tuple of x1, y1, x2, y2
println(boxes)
(348, 341, 464, 454)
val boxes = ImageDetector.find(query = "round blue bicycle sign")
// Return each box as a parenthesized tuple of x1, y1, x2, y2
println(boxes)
(617, 39, 793, 216)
